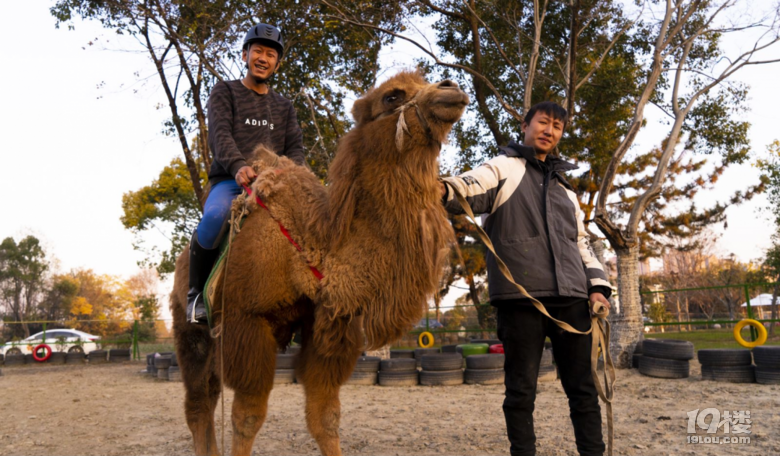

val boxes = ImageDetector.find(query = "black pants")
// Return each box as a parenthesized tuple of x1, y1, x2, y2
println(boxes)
(496, 301, 604, 456)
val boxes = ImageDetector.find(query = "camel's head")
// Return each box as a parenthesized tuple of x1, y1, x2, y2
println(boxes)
(351, 71, 469, 152)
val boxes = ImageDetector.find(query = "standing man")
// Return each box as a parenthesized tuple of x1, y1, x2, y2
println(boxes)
(440, 102, 612, 456)
(187, 23, 305, 324)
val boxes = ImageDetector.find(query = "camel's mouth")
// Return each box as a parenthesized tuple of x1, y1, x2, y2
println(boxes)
(427, 91, 470, 123)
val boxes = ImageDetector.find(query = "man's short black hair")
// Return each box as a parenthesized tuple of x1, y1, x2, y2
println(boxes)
(523, 101, 568, 129)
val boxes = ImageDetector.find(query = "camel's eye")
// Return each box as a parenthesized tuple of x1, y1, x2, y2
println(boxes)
(382, 90, 405, 106)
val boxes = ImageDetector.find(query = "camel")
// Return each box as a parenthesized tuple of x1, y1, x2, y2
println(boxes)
(170, 70, 469, 456)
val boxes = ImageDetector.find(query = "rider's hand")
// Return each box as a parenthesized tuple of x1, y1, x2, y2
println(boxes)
(235, 166, 257, 187)
(589, 292, 611, 313)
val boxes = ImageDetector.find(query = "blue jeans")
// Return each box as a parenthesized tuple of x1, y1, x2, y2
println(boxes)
(196, 180, 242, 249)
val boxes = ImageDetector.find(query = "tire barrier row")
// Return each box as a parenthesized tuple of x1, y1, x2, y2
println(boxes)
(635, 339, 780, 385)
(260, 343, 557, 387)
(1, 348, 133, 366)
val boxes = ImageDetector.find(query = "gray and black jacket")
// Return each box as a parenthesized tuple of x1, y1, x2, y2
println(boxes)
(442, 141, 612, 304)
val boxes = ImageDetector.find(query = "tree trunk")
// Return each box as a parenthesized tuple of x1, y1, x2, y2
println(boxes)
(609, 245, 644, 368)
(771, 279, 779, 336)
(684, 295, 692, 331)
(675, 296, 682, 330)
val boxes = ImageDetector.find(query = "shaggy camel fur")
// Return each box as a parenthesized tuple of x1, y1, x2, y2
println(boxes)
(171, 71, 469, 456)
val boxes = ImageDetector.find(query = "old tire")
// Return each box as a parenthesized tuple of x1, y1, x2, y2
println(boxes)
(540, 348, 553, 366)
(276, 354, 297, 370)
(638, 355, 689, 379)
(471, 338, 501, 346)
(643, 339, 694, 360)
(634, 340, 644, 354)
(441, 344, 458, 353)
(703, 365, 755, 383)
(464, 368, 504, 385)
(465, 354, 505, 370)
(538, 364, 557, 382)
(457, 344, 489, 357)
(157, 367, 169, 380)
(379, 358, 417, 372)
(109, 349, 131, 362)
(89, 350, 108, 364)
(389, 349, 415, 359)
(347, 370, 378, 385)
(5, 354, 25, 366)
(170, 353, 178, 367)
(755, 366, 780, 384)
(168, 366, 182, 382)
(753, 346, 780, 368)
(153, 355, 172, 370)
(285, 345, 302, 355)
(378, 370, 418, 386)
(414, 348, 440, 359)
(632, 353, 642, 369)
(697, 349, 752, 366)
(419, 369, 463, 386)
(273, 369, 295, 384)
(49, 352, 66, 365)
(353, 356, 380, 372)
(66, 352, 86, 364)
(420, 354, 463, 371)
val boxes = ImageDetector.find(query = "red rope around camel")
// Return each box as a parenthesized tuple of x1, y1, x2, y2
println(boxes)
(242, 184, 324, 281)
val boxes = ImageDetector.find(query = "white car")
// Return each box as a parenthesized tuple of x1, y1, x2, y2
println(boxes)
(1, 329, 99, 356)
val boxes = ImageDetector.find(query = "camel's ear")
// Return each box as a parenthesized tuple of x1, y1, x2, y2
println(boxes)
(351, 97, 372, 125)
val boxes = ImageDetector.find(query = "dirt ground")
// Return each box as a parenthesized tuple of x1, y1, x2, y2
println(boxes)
(1, 361, 778, 456)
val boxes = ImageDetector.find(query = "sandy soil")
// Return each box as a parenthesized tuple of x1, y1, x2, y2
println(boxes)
(0, 361, 778, 456)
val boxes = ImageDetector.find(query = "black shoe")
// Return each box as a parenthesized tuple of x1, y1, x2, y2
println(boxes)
(186, 230, 219, 325)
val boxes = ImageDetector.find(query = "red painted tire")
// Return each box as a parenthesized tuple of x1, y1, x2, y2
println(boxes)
(32, 344, 52, 362)
(489, 344, 504, 354)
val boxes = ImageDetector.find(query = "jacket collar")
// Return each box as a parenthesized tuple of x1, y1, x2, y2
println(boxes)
(498, 140, 577, 191)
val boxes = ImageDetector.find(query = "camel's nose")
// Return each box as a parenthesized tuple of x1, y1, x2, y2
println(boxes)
(437, 80, 459, 90)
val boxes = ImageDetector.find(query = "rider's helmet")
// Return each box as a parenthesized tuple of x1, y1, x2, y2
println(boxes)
(243, 23, 284, 59)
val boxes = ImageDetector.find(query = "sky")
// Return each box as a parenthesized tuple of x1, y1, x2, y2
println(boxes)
(0, 2, 776, 316)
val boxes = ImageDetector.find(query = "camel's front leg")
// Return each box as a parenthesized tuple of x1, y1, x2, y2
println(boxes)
(230, 388, 273, 456)
(298, 314, 362, 456)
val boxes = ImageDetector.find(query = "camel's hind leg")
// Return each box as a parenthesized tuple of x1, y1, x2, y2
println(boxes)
(176, 325, 221, 456)
(297, 314, 363, 456)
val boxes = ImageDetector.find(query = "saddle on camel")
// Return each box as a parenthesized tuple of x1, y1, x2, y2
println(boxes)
(171, 70, 469, 456)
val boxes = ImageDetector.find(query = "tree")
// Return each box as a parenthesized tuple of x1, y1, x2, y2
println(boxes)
(40, 275, 80, 323)
(65, 269, 133, 339)
(121, 157, 202, 275)
(0, 236, 49, 338)
(126, 268, 161, 321)
(590, 1, 780, 367)
(758, 140, 780, 332)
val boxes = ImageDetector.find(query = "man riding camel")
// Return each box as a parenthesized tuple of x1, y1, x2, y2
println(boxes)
(186, 23, 305, 324)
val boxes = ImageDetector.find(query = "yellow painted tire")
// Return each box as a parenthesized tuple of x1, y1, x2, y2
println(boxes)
(733, 319, 768, 348)
(418, 331, 435, 348)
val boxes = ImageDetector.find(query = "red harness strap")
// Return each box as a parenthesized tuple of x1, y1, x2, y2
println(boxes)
(242, 184, 324, 281)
